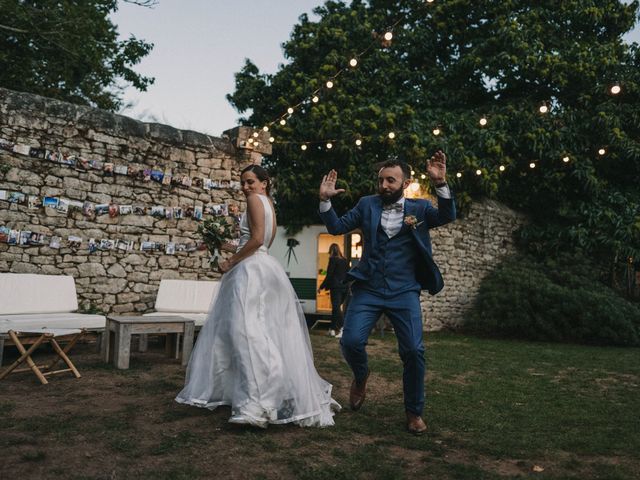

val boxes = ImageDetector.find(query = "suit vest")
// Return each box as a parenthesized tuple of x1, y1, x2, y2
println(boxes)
(362, 223, 421, 294)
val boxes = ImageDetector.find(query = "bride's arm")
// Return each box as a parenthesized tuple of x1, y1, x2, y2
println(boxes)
(219, 195, 265, 272)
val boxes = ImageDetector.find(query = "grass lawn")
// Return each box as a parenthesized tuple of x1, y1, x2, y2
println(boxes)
(0, 331, 638, 479)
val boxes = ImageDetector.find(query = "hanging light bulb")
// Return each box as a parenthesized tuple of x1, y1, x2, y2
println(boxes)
(388, 132, 396, 139)
(475, 169, 482, 176)
(355, 139, 362, 146)
(598, 148, 606, 156)
(479, 117, 488, 126)
(247, 138, 254, 144)
(269, 137, 275, 143)
(499, 165, 505, 171)
(326, 80, 334, 89)
(262, 126, 269, 132)
(279, 119, 286, 126)
(610, 84, 621, 95)
(301, 144, 307, 151)
(432, 128, 441, 136)
(420, 174, 426, 179)
(252, 132, 259, 138)
(539, 104, 549, 114)
(349, 58, 358, 67)
(384, 32, 393, 41)
(287, 107, 294, 114)
(326, 142, 333, 149)
(456, 172, 462, 178)
(312, 95, 319, 103)
(529, 162, 536, 168)
(410, 170, 415, 176)
(562, 156, 570, 163)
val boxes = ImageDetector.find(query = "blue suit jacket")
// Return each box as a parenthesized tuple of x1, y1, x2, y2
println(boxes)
(319, 194, 456, 295)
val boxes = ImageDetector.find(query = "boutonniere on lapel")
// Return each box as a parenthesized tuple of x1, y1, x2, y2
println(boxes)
(404, 215, 424, 229)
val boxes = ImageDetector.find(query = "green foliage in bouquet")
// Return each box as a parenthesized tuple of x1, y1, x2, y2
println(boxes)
(466, 253, 640, 347)
(197, 217, 236, 268)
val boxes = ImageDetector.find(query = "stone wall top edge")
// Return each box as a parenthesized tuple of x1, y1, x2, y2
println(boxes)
(0, 87, 236, 153)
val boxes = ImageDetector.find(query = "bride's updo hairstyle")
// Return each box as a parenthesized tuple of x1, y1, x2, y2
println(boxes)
(240, 164, 271, 196)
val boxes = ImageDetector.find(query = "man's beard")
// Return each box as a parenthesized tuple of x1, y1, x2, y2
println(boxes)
(379, 187, 404, 204)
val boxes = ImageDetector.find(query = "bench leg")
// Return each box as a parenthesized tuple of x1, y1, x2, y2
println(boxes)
(138, 334, 148, 352)
(114, 324, 132, 369)
(181, 323, 195, 367)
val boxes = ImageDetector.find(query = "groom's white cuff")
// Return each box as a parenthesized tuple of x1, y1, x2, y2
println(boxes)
(319, 200, 332, 213)
(435, 185, 451, 199)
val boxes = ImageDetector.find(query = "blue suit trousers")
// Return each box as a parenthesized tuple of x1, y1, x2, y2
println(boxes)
(340, 287, 425, 416)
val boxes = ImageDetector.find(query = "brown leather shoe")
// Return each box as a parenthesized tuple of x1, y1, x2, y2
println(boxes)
(406, 412, 427, 436)
(349, 370, 370, 411)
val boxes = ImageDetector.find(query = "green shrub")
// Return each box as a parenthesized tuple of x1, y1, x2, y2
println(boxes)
(466, 254, 640, 346)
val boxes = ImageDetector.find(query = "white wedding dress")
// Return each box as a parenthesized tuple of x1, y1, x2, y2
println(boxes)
(176, 194, 340, 427)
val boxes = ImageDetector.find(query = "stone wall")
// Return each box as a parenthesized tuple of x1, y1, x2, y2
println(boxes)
(0, 88, 270, 315)
(423, 199, 527, 330)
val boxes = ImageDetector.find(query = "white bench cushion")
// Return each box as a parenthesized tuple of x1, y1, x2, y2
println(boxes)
(0, 273, 78, 314)
(153, 279, 219, 314)
(0, 313, 106, 333)
(142, 311, 208, 327)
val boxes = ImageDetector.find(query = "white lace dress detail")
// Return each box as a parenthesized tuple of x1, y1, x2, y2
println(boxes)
(176, 194, 340, 427)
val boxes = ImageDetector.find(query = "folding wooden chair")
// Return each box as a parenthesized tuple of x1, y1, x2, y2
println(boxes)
(0, 329, 85, 385)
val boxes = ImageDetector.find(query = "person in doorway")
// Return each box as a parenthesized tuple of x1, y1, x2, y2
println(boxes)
(318, 151, 455, 435)
(318, 243, 349, 338)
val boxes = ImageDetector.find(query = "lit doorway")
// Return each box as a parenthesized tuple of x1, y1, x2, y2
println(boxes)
(315, 232, 362, 313)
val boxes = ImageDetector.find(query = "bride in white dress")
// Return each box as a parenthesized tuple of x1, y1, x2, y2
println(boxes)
(176, 165, 340, 427)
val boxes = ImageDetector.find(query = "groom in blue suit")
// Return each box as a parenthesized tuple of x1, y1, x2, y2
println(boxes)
(318, 151, 455, 435)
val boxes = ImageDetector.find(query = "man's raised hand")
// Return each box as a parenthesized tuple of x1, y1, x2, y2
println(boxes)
(319, 169, 346, 201)
(426, 150, 447, 184)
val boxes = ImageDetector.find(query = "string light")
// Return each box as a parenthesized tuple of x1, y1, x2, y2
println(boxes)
(349, 58, 358, 67)
(252, 132, 259, 138)
(326, 142, 333, 149)
(475, 169, 482, 176)
(269, 137, 275, 143)
(312, 95, 319, 103)
(539, 104, 549, 114)
(287, 107, 294, 114)
(384, 32, 393, 41)
(326, 80, 334, 89)
(411, 170, 415, 176)
(562, 156, 570, 163)
(432, 128, 440, 136)
(499, 165, 505, 171)
(598, 148, 606, 156)
(456, 172, 462, 178)
(479, 117, 488, 126)
(262, 126, 269, 132)
(388, 132, 396, 139)
(610, 84, 621, 95)
(279, 119, 286, 126)
(420, 174, 426, 179)
(301, 144, 307, 151)
(248, 138, 254, 144)
(355, 139, 362, 146)
(254, 142, 260, 147)
(529, 162, 536, 169)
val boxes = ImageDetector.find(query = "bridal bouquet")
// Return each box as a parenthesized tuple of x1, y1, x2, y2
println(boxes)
(197, 217, 236, 268)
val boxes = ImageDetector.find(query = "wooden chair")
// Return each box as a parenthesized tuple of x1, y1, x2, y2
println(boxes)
(0, 329, 84, 385)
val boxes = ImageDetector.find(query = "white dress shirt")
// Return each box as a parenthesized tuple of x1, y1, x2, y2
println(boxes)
(319, 185, 451, 238)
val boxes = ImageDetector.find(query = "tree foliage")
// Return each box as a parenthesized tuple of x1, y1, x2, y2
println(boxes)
(0, 0, 154, 111)
(228, 0, 640, 268)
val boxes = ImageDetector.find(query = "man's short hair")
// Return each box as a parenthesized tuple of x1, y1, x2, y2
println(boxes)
(379, 157, 411, 180)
